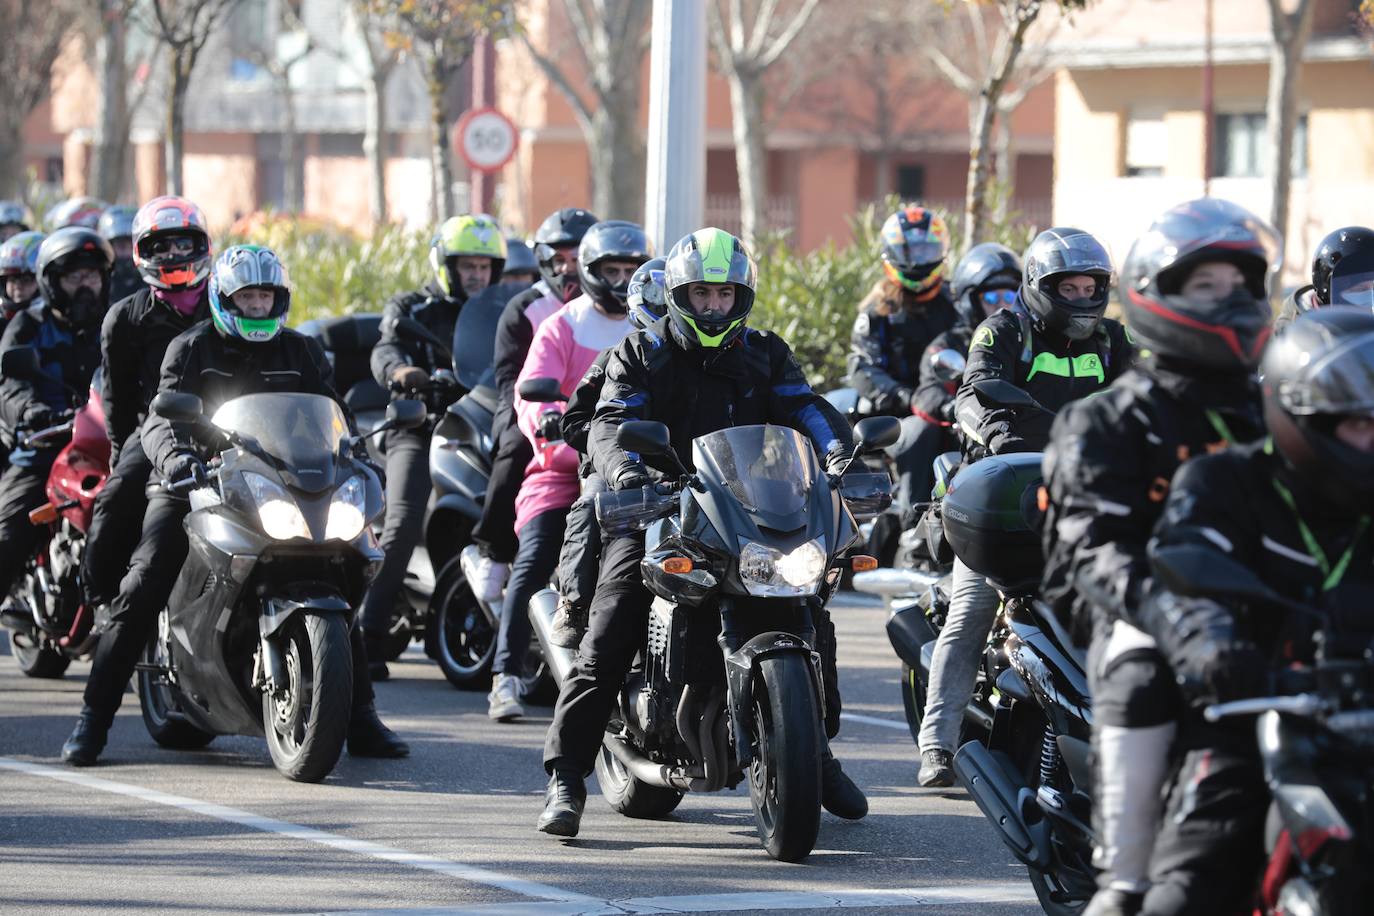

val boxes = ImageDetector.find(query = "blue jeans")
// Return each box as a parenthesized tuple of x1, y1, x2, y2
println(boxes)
(493, 507, 568, 676)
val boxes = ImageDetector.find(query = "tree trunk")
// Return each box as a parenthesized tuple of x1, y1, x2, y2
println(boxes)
(91, 5, 129, 202)
(427, 54, 452, 222)
(363, 66, 389, 227)
(277, 70, 303, 213)
(165, 50, 189, 196)
(601, 82, 646, 221)
(726, 67, 767, 244)
(1265, 0, 1315, 238)
(993, 113, 1015, 225)
(963, 90, 996, 253)
(0, 133, 24, 199)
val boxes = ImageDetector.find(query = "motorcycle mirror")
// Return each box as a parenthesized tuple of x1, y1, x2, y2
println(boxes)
(518, 377, 567, 404)
(1150, 543, 1289, 608)
(151, 391, 205, 423)
(930, 348, 967, 382)
(617, 420, 672, 456)
(854, 416, 901, 453)
(392, 316, 454, 363)
(0, 346, 41, 380)
(972, 379, 1043, 412)
(385, 398, 427, 431)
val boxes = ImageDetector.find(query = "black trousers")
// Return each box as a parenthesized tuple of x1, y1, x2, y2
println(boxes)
(886, 414, 948, 521)
(358, 426, 431, 636)
(472, 410, 533, 564)
(555, 476, 606, 614)
(0, 452, 56, 599)
(82, 434, 154, 607)
(1089, 640, 1182, 730)
(1142, 722, 1268, 916)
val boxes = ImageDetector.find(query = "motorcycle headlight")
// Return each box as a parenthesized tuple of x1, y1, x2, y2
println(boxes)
(244, 472, 310, 540)
(738, 538, 826, 597)
(326, 474, 367, 541)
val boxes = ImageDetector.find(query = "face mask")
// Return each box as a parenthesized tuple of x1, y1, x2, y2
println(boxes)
(156, 283, 205, 317)
(1062, 312, 1101, 341)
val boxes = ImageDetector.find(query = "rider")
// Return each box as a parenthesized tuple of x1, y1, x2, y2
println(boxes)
(1276, 226, 1374, 329)
(0, 228, 112, 605)
(1138, 307, 1374, 915)
(46, 197, 108, 231)
(359, 214, 505, 679)
(1040, 199, 1276, 916)
(848, 205, 959, 521)
(487, 220, 649, 723)
(98, 204, 146, 303)
(0, 230, 46, 334)
(0, 200, 30, 241)
(918, 227, 1134, 788)
(547, 258, 669, 649)
(466, 207, 599, 603)
(502, 237, 539, 288)
(537, 228, 867, 837)
(61, 244, 407, 766)
(81, 196, 213, 628)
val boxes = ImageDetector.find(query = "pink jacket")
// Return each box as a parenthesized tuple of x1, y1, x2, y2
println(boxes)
(513, 295, 631, 532)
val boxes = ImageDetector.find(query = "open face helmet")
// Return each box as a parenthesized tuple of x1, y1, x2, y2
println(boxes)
(132, 196, 212, 291)
(207, 245, 291, 343)
(664, 228, 757, 350)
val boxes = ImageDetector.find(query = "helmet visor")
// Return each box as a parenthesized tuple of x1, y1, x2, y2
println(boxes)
(1278, 329, 1374, 416)
(892, 239, 945, 269)
(1331, 254, 1374, 309)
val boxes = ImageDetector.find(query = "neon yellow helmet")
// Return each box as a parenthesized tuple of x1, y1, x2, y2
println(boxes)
(663, 228, 757, 349)
(428, 214, 506, 296)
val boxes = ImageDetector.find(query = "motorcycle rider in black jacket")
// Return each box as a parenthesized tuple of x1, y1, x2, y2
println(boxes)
(1040, 199, 1277, 916)
(61, 245, 406, 766)
(536, 229, 867, 838)
(82, 196, 212, 621)
(1137, 307, 1374, 916)
(358, 214, 506, 679)
(918, 228, 1135, 788)
(0, 229, 112, 603)
(1275, 225, 1374, 332)
(97, 205, 147, 304)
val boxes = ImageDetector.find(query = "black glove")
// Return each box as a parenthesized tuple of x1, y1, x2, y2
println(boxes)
(987, 423, 1027, 455)
(538, 410, 564, 442)
(614, 462, 652, 491)
(939, 398, 957, 424)
(166, 451, 207, 487)
(21, 403, 55, 430)
(1175, 638, 1268, 705)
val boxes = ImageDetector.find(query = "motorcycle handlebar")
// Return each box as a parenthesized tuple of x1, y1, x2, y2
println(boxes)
(19, 418, 76, 450)
(1203, 693, 1328, 722)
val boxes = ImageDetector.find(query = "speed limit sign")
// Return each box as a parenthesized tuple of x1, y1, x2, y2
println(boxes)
(455, 107, 518, 173)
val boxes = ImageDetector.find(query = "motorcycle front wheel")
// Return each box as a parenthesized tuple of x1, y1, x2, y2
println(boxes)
(137, 610, 215, 750)
(747, 654, 822, 862)
(430, 557, 494, 690)
(263, 613, 352, 783)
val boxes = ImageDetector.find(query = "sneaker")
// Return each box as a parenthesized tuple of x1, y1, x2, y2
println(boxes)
(461, 547, 509, 604)
(487, 673, 524, 721)
(549, 599, 587, 649)
(917, 748, 955, 787)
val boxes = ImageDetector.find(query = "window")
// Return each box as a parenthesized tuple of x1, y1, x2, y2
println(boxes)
(1215, 113, 1308, 178)
(896, 165, 925, 200)
(1125, 114, 1166, 178)
(318, 133, 365, 158)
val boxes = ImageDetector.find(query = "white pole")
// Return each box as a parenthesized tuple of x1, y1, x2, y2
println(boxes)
(645, 0, 706, 254)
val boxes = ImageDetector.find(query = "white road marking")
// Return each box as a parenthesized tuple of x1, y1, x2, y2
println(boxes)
(0, 756, 597, 906)
(839, 712, 910, 731)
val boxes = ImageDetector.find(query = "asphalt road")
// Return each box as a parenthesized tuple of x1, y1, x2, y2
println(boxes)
(0, 593, 1043, 916)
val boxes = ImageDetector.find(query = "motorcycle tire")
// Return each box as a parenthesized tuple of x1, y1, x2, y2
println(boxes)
(1028, 863, 1092, 916)
(263, 613, 352, 783)
(430, 557, 494, 691)
(9, 632, 71, 679)
(748, 654, 823, 863)
(594, 742, 684, 819)
(899, 662, 925, 745)
(137, 627, 216, 750)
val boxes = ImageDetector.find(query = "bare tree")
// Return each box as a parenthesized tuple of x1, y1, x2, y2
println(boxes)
(244, 4, 318, 213)
(516, 0, 650, 220)
(0, 0, 77, 198)
(350, 0, 400, 226)
(707, 0, 821, 244)
(86, 1, 130, 201)
(136, 0, 243, 195)
(1265, 0, 1316, 237)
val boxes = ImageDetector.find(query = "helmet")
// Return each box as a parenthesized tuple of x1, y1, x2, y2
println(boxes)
(1121, 198, 1280, 372)
(533, 207, 599, 298)
(502, 237, 538, 279)
(664, 228, 757, 349)
(0, 200, 30, 232)
(951, 242, 1021, 326)
(132, 195, 212, 290)
(428, 214, 505, 298)
(1311, 226, 1374, 308)
(36, 227, 114, 328)
(627, 257, 668, 330)
(98, 205, 138, 242)
(0, 231, 46, 280)
(1021, 227, 1114, 340)
(577, 220, 653, 314)
(879, 205, 950, 298)
(46, 197, 108, 231)
(1262, 308, 1374, 511)
(207, 245, 291, 343)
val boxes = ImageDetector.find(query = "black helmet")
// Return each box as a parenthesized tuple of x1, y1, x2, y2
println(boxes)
(36, 227, 114, 329)
(502, 237, 538, 280)
(951, 242, 1021, 326)
(1121, 198, 1280, 372)
(98, 205, 138, 242)
(576, 220, 653, 314)
(1263, 308, 1374, 511)
(1311, 226, 1374, 308)
(534, 207, 599, 299)
(627, 257, 668, 330)
(1021, 228, 1113, 340)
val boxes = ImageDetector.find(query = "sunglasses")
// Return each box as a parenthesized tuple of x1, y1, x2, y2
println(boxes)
(981, 289, 1018, 306)
(148, 236, 198, 257)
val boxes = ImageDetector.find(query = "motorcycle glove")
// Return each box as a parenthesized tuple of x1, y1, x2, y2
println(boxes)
(166, 451, 208, 487)
(21, 403, 55, 430)
(391, 366, 430, 391)
(614, 462, 652, 492)
(538, 410, 564, 442)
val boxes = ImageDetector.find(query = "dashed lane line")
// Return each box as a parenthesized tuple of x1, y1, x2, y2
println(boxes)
(838, 712, 910, 731)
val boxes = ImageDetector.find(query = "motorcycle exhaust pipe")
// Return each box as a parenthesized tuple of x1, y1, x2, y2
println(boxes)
(528, 587, 574, 685)
(604, 734, 710, 793)
(953, 740, 1053, 869)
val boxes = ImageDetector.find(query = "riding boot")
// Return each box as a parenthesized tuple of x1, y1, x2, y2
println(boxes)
(537, 768, 586, 837)
(61, 706, 113, 767)
(820, 747, 868, 819)
(346, 702, 409, 758)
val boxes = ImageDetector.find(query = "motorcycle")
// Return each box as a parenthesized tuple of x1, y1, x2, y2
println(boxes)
(133, 389, 425, 782)
(531, 416, 896, 861)
(0, 347, 110, 678)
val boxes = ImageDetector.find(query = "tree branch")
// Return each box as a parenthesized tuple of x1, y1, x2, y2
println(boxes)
(517, 29, 595, 135)
(757, 0, 819, 70)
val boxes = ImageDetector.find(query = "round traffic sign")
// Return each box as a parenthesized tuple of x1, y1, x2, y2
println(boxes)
(454, 107, 518, 173)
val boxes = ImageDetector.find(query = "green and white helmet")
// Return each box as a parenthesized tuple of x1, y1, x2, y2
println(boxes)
(208, 244, 291, 343)
(429, 213, 506, 296)
(663, 227, 757, 349)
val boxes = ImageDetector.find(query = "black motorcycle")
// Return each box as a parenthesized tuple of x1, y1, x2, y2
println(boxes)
(134, 390, 425, 782)
(532, 417, 896, 861)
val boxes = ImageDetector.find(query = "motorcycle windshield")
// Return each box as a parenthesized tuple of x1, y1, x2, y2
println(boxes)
(693, 425, 818, 518)
(453, 281, 524, 392)
(212, 393, 348, 492)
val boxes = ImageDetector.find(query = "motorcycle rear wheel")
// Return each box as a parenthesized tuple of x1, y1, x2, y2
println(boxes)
(263, 613, 352, 783)
(9, 631, 70, 679)
(594, 741, 684, 818)
(748, 654, 823, 862)
(137, 617, 216, 750)
(431, 557, 494, 690)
